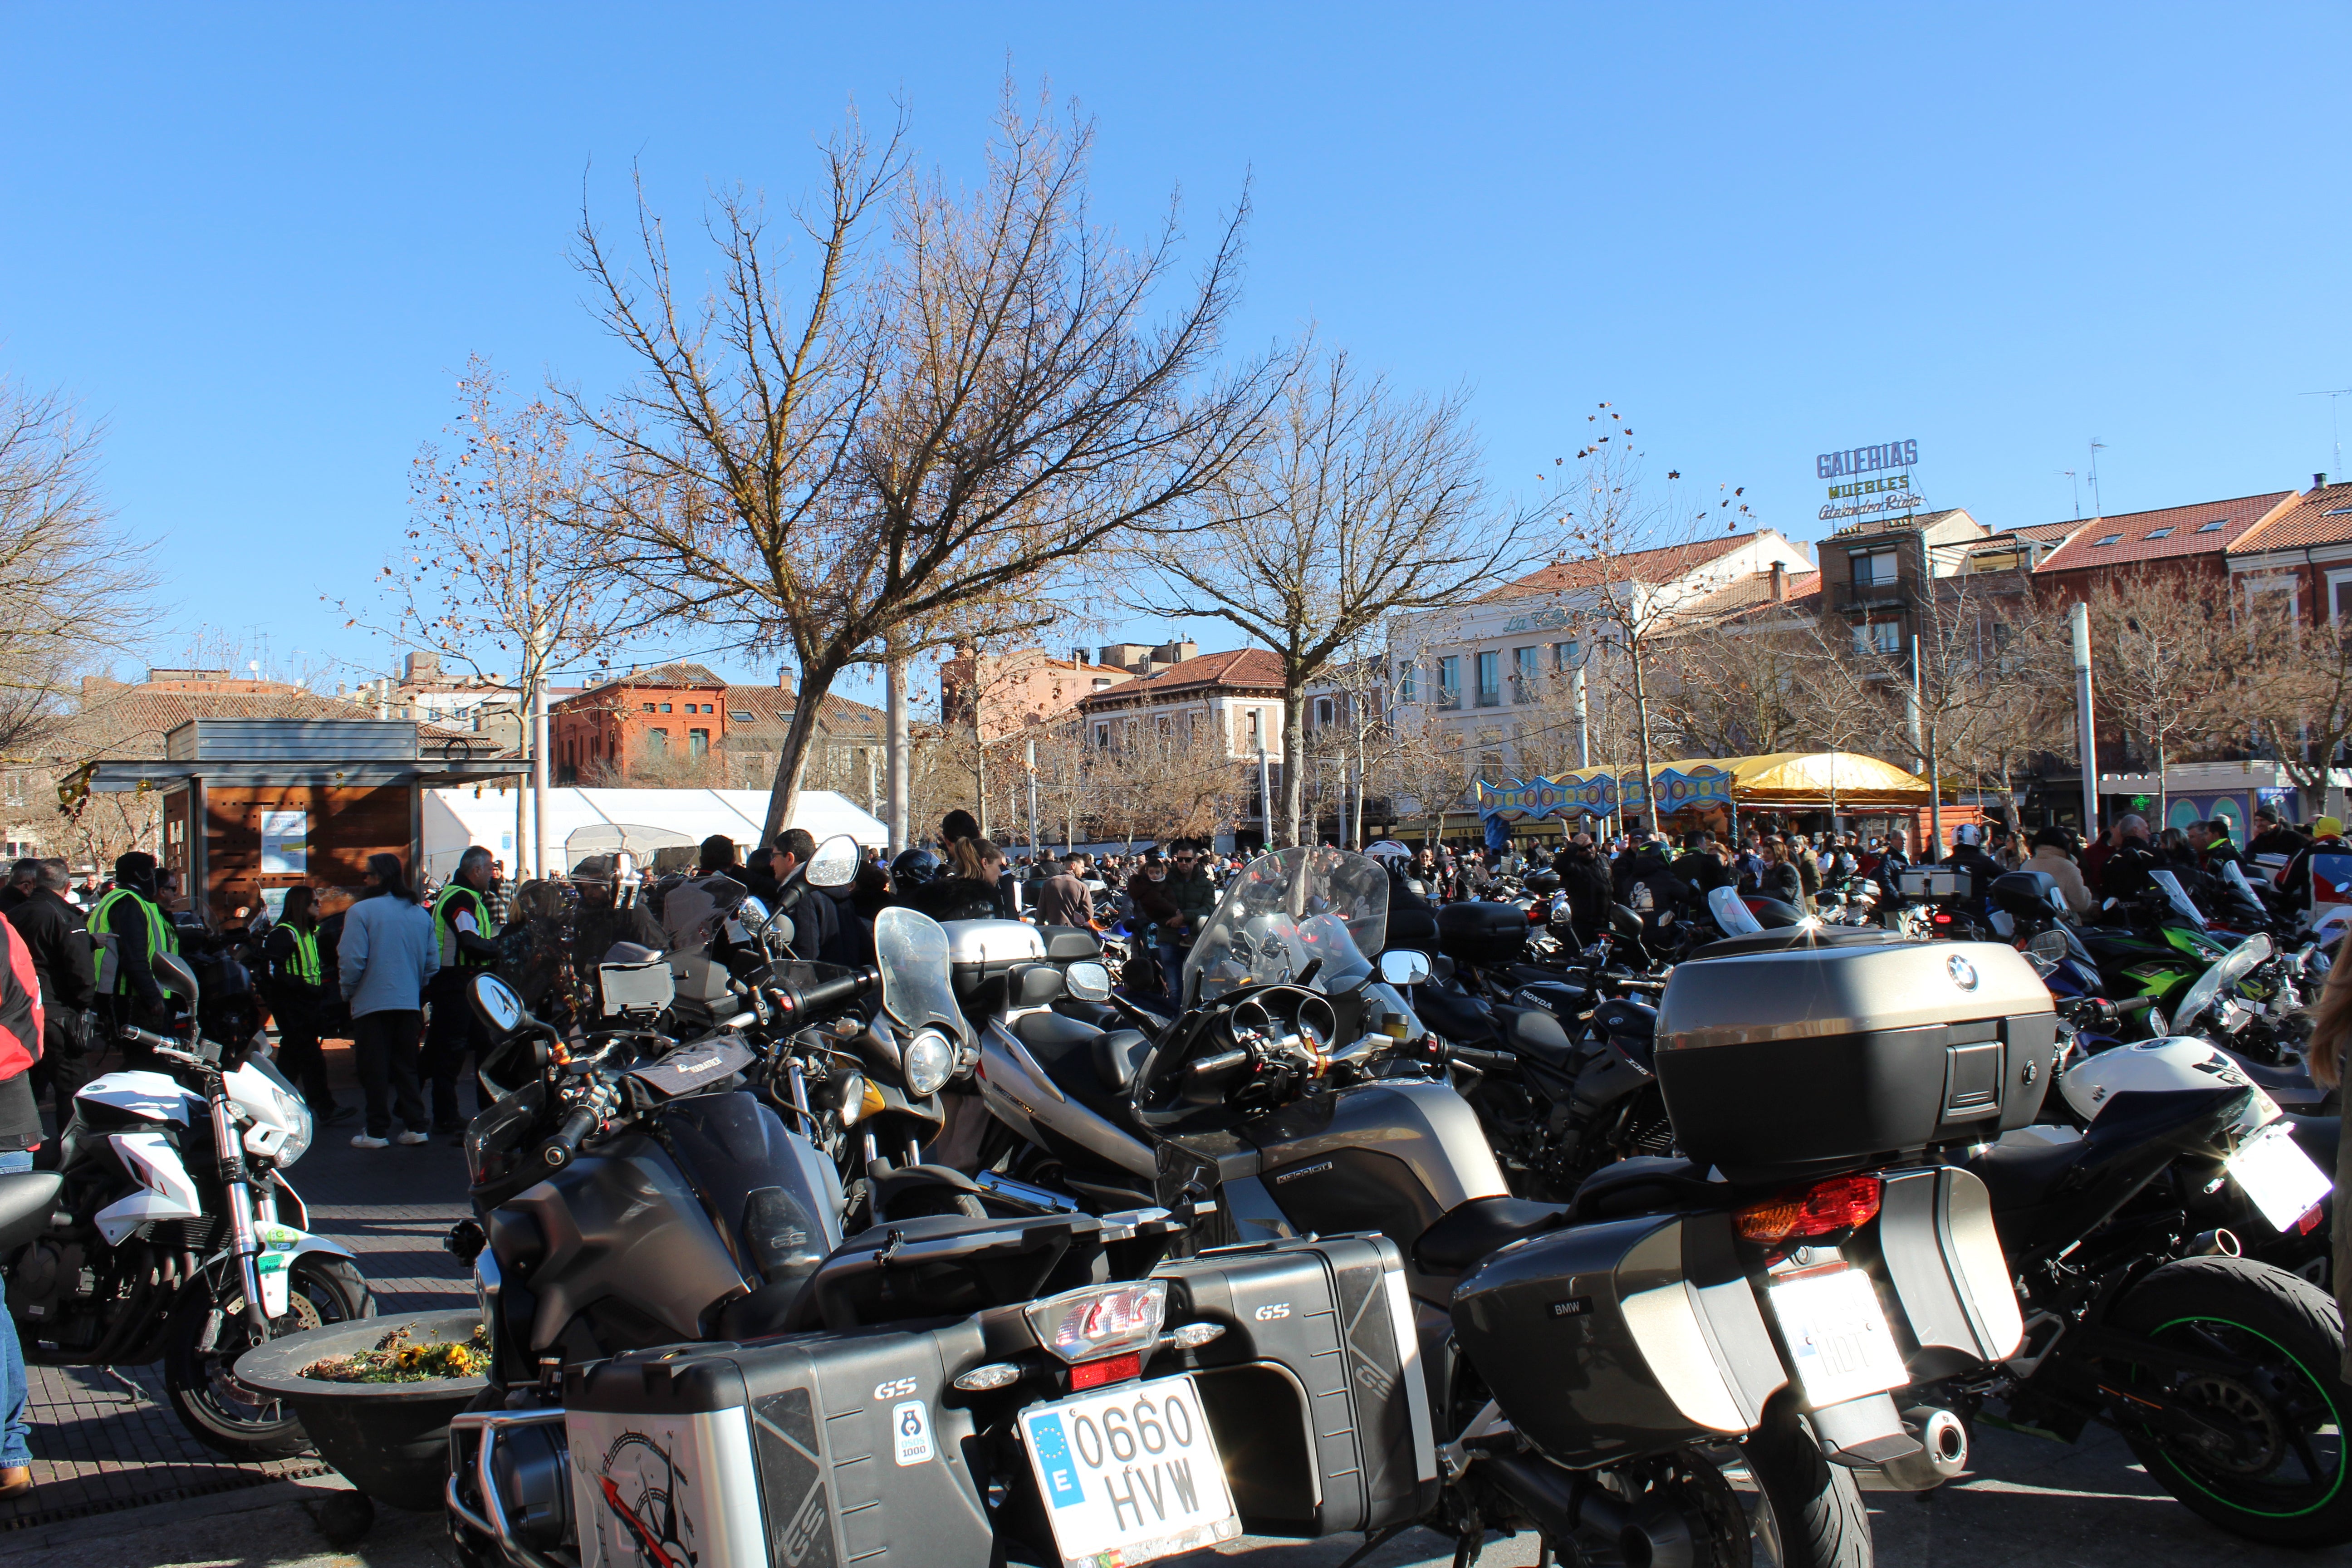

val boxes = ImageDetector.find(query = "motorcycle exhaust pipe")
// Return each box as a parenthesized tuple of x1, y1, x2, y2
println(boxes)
(2188, 1228, 2242, 1258)
(1858, 1407, 1970, 1492)
(1484, 1453, 1695, 1568)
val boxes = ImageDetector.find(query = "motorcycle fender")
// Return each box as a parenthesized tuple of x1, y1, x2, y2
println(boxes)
(196, 1225, 360, 1319)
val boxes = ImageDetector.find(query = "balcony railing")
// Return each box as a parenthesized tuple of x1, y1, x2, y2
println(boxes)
(1831, 580, 1912, 614)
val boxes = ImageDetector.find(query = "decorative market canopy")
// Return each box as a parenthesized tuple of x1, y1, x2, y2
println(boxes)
(1476, 751, 1932, 821)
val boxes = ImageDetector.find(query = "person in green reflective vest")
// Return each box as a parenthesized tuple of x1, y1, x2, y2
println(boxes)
(423, 846, 501, 1137)
(262, 886, 348, 1123)
(89, 852, 178, 1039)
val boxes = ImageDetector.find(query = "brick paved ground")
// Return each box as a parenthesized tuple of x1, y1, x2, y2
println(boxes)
(1, 1038, 474, 1536)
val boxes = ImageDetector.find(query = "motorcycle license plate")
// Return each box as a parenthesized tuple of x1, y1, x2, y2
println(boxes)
(1764, 1265, 1911, 1409)
(2227, 1120, 2333, 1232)
(1019, 1374, 1241, 1568)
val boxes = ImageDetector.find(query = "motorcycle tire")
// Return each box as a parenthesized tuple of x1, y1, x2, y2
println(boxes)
(164, 1253, 374, 1459)
(1742, 1390, 1872, 1568)
(2110, 1254, 2352, 1547)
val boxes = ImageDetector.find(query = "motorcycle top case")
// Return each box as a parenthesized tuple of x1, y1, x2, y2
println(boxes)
(562, 1320, 994, 1568)
(1435, 901, 1529, 967)
(1653, 939, 2057, 1184)
(1153, 1232, 1437, 1539)
(941, 918, 1047, 1005)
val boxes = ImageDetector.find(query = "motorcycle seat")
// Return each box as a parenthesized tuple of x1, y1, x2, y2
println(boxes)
(0, 1170, 62, 1251)
(1962, 1135, 2089, 1218)
(1093, 1029, 1152, 1093)
(1568, 1156, 1706, 1221)
(1412, 1194, 1568, 1273)
(1495, 1004, 1573, 1069)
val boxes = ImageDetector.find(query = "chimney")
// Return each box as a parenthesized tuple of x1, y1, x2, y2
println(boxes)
(1769, 561, 1788, 602)
(2321, 474, 2332, 490)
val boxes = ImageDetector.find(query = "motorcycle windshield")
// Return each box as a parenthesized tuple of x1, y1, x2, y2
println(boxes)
(563, 823, 701, 877)
(1183, 847, 1390, 1007)
(875, 906, 967, 1044)
(2149, 869, 2207, 928)
(1707, 886, 1765, 936)
(2222, 859, 2267, 911)
(656, 872, 749, 956)
(2170, 931, 2271, 1034)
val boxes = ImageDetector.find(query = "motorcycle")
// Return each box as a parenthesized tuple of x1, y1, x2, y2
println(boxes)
(1918, 1034, 2349, 1546)
(1139, 847, 2034, 1567)
(0, 948, 372, 1455)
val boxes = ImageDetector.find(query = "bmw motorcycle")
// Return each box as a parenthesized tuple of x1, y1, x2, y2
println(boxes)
(0, 949, 371, 1455)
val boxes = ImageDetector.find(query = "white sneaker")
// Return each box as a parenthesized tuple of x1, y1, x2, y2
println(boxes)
(394, 1130, 430, 1146)
(350, 1133, 390, 1149)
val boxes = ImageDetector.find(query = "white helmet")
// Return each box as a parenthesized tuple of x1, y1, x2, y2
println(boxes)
(2059, 1036, 2264, 1124)
(1366, 839, 1413, 869)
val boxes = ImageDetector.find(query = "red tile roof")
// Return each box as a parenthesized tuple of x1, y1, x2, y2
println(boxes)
(2228, 483, 2352, 554)
(1490, 531, 1755, 598)
(2033, 491, 2295, 573)
(1686, 569, 1822, 619)
(51, 680, 483, 764)
(1078, 647, 1284, 704)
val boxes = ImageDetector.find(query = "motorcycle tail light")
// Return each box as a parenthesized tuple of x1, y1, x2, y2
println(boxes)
(1734, 1174, 1883, 1248)
(1026, 1280, 1166, 1365)
(1069, 1352, 1143, 1391)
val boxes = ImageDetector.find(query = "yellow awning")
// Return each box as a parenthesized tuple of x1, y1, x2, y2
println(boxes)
(1709, 752, 1934, 808)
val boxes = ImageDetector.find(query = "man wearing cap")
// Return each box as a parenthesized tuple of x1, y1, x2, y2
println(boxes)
(2249, 806, 2309, 861)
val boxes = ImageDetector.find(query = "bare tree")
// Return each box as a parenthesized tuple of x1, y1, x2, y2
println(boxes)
(1136, 349, 1530, 846)
(2216, 590, 2347, 808)
(339, 358, 625, 875)
(2082, 572, 2239, 824)
(571, 90, 1278, 842)
(0, 377, 155, 760)
(1650, 617, 1819, 760)
(1549, 417, 1757, 829)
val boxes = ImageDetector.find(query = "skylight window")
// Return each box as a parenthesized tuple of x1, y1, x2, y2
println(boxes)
(2196, 519, 2227, 532)
(2093, 533, 2122, 546)
(2144, 527, 2174, 540)
(2325, 506, 2352, 518)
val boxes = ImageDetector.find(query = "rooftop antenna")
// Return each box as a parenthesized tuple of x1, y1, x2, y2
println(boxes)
(2304, 388, 2352, 481)
(2057, 469, 2079, 520)
(2087, 439, 2107, 520)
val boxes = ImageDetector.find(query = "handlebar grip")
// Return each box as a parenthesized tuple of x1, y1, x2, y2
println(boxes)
(1445, 1043, 1520, 1073)
(2113, 996, 2157, 1014)
(118, 1025, 176, 1051)
(774, 968, 880, 1021)
(536, 1103, 601, 1170)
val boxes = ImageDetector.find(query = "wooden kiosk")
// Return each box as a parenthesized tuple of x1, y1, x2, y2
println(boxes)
(78, 718, 522, 926)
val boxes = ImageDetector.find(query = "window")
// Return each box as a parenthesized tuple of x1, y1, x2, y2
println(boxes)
(1094, 722, 1111, 749)
(2326, 507, 2352, 518)
(689, 729, 710, 758)
(1854, 621, 1902, 656)
(2092, 534, 2122, 547)
(1551, 640, 1579, 673)
(2330, 570, 2352, 627)
(1438, 656, 1461, 709)
(1511, 646, 1539, 702)
(2196, 518, 2228, 532)
(2, 772, 23, 804)
(1245, 708, 1263, 747)
(1397, 659, 1418, 702)
(647, 728, 669, 751)
(659, 702, 673, 713)
(1313, 697, 1333, 728)
(2144, 527, 2173, 540)
(775, 710, 795, 725)
(1475, 650, 1501, 707)
(729, 710, 755, 722)
(1852, 549, 1899, 585)
(642, 702, 656, 712)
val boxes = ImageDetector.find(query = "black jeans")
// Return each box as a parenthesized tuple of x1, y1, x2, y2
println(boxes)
(272, 1004, 336, 1116)
(421, 971, 492, 1129)
(351, 1009, 428, 1138)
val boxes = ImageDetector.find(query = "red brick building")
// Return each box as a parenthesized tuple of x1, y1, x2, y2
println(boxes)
(552, 663, 730, 779)
(2225, 477, 2352, 626)
(2029, 490, 2297, 605)
(550, 662, 885, 791)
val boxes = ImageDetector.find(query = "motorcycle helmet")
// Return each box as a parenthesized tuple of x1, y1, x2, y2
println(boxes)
(891, 847, 946, 889)
(1366, 839, 1412, 870)
(2058, 1036, 2261, 1124)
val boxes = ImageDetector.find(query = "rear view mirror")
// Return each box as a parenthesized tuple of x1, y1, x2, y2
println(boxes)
(154, 951, 201, 1006)
(2027, 929, 2069, 963)
(1064, 961, 1113, 1003)
(469, 973, 525, 1039)
(1378, 949, 1431, 987)
(807, 834, 860, 889)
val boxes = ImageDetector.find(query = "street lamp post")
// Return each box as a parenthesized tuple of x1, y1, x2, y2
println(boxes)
(2071, 601, 2098, 835)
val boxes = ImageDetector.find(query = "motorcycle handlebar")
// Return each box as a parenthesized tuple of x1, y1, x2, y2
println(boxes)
(535, 1102, 601, 1171)
(771, 967, 880, 1022)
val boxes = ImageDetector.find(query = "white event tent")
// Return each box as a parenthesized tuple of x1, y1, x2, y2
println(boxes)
(422, 786, 886, 883)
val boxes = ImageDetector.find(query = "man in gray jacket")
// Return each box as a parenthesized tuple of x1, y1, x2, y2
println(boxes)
(338, 854, 440, 1148)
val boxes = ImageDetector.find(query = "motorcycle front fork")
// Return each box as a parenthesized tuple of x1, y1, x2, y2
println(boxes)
(205, 1082, 273, 1338)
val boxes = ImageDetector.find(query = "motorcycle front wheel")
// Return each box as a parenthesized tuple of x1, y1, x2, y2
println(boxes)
(2112, 1254, 2352, 1547)
(164, 1253, 375, 1457)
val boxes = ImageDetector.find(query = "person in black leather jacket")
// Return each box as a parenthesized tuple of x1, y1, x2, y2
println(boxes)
(1552, 837, 1616, 943)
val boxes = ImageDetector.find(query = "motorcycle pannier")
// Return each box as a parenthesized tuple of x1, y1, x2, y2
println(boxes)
(1652, 940, 2058, 1185)
(1435, 902, 1529, 966)
(563, 1322, 996, 1568)
(1450, 1210, 1788, 1467)
(1153, 1233, 1436, 1538)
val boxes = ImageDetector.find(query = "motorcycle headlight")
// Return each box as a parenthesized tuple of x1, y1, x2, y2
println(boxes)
(904, 1029, 955, 1098)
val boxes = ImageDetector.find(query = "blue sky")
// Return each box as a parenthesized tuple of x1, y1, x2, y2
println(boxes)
(4, 4, 2347, 704)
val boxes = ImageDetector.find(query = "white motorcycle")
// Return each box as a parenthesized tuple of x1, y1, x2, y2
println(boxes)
(0, 951, 372, 1455)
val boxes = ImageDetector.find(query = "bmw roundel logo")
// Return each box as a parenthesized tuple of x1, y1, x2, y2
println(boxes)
(1947, 954, 1979, 991)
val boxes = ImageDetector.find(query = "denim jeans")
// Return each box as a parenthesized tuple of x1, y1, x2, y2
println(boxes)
(0, 1148, 30, 1469)
(1156, 945, 1186, 1004)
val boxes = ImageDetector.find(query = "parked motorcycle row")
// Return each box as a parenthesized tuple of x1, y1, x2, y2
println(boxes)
(5, 826, 2342, 1567)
